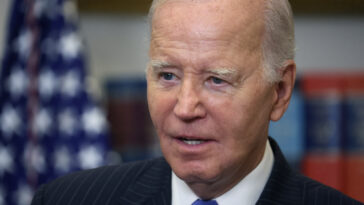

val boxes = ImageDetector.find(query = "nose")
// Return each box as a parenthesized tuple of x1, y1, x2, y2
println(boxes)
(173, 80, 206, 121)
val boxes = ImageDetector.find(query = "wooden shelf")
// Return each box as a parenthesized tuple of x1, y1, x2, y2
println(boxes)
(78, 0, 152, 14)
(77, 0, 364, 15)
(291, 0, 364, 15)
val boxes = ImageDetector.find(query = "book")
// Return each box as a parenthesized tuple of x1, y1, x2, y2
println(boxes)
(104, 78, 161, 162)
(342, 73, 364, 202)
(301, 73, 345, 191)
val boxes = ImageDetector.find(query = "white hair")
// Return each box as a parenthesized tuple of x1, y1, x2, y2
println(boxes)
(148, 0, 295, 83)
(262, 0, 295, 83)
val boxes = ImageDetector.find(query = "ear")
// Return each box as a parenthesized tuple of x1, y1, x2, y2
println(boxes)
(270, 60, 296, 121)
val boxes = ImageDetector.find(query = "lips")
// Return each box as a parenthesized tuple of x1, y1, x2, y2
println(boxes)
(167, 134, 216, 156)
(175, 136, 212, 146)
(179, 137, 206, 145)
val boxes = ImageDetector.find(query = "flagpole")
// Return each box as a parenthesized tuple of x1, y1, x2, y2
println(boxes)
(25, 0, 40, 190)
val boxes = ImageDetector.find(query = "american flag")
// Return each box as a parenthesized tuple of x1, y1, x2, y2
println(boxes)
(0, 0, 110, 204)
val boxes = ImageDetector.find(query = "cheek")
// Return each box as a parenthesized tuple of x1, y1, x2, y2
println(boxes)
(207, 94, 250, 131)
(147, 87, 161, 127)
(206, 98, 252, 157)
(147, 87, 175, 130)
(208, 89, 269, 144)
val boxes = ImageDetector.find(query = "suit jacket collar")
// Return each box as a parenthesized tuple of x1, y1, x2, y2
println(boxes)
(256, 137, 303, 205)
(118, 158, 172, 205)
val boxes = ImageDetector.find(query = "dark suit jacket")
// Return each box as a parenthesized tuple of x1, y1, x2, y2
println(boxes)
(31, 138, 362, 205)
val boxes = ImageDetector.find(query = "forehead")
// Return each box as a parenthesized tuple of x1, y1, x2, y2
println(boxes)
(151, 0, 265, 50)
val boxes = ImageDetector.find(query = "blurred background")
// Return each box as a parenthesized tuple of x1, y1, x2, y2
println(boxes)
(0, 0, 363, 204)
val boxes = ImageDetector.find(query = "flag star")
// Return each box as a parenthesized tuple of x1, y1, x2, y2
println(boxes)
(0, 145, 14, 176)
(82, 107, 107, 136)
(24, 144, 46, 174)
(6, 68, 28, 98)
(13, 184, 33, 205)
(78, 145, 103, 169)
(53, 146, 72, 173)
(60, 71, 81, 97)
(34, 109, 52, 136)
(38, 70, 58, 99)
(0, 105, 21, 138)
(58, 109, 78, 136)
(14, 30, 32, 59)
(59, 32, 82, 60)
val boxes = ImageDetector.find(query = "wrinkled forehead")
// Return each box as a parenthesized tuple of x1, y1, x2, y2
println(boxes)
(151, 0, 266, 50)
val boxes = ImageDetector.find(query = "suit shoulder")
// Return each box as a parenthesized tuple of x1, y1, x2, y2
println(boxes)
(31, 158, 168, 205)
(296, 174, 363, 205)
(50, 157, 161, 186)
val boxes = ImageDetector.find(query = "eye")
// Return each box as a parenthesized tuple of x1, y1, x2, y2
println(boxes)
(210, 77, 225, 85)
(161, 72, 175, 81)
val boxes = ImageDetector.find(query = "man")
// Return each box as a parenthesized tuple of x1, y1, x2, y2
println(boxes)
(31, 0, 362, 204)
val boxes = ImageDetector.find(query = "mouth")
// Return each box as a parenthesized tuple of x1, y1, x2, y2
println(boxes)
(176, 137, 209, 145)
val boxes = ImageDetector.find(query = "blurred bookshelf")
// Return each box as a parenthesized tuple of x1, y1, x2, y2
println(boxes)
(104, 78, 162, 162)
(270, 72, 364, 202)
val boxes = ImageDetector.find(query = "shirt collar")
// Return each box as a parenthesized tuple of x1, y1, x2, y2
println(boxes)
(172, 139, 274, 205)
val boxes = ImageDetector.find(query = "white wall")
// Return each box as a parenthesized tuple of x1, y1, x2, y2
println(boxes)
(295, 16, 364, 72)
(79, 14, 150, 97)
(79, 15, 364, 93)
(79, 14, 150, 80)
(80, 15, 364, 80)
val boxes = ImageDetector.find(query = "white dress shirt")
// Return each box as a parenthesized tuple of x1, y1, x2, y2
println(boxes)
(171, 140, 274, 205)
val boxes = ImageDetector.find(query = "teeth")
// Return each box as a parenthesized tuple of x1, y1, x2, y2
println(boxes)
(182, 139, 204, 145)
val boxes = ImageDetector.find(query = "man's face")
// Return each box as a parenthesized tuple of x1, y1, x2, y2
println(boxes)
(147, 0, 277, 196)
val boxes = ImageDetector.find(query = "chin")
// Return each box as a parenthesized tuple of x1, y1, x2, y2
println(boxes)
(176, 170, 212, 184)
(171, 159, 219, 184)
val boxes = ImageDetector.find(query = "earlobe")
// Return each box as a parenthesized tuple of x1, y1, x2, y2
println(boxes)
(270, 60, 296, 121)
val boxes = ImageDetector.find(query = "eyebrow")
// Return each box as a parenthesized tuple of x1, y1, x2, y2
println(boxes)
(147, 59, 238, 78)
(146, 59, 172, 74)
(149, 59, 172, 69)
(207, 68, 237, 78)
